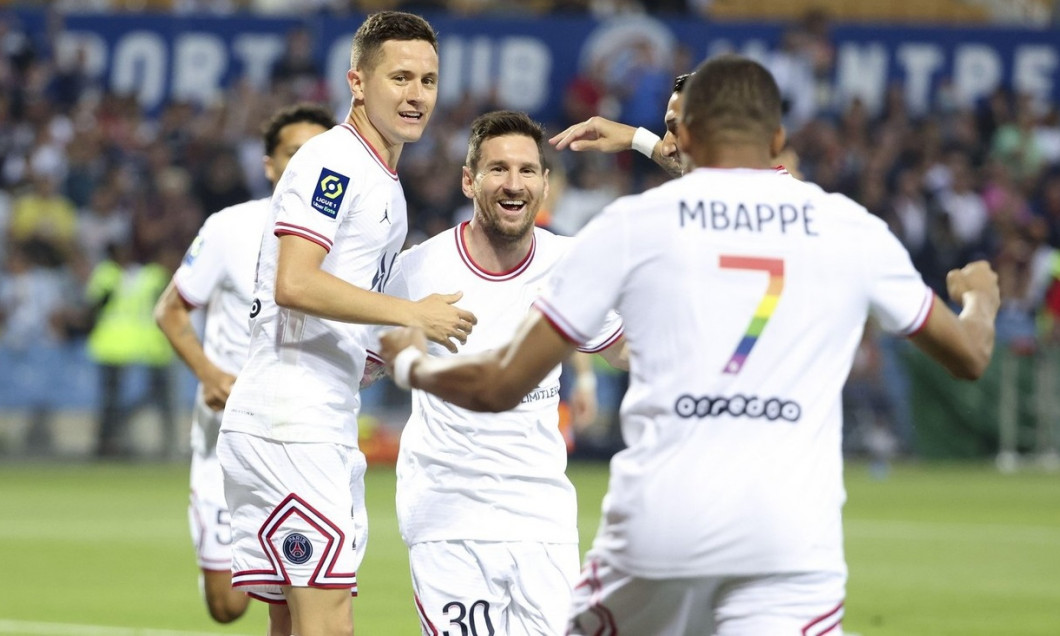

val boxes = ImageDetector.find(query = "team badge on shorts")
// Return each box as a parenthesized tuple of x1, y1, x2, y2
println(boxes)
(283, 532, 314, 564)
(312, 168, 350, 219)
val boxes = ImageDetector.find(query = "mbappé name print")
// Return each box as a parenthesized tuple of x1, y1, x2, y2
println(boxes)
(679, 199, 818, 236)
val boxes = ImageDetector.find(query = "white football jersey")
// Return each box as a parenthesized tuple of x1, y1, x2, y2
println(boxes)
(537, 168, 933, 578)
(373, 223, 622, 546)
(174, 198, 269, 456)
(222, 123, 408, 447)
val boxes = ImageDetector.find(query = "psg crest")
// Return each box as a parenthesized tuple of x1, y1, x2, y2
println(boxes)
(283, 532, 313, 564)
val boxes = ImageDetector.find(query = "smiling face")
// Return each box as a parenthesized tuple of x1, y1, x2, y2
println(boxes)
(348, 38, 439, 148)
(464, 134, 549, 244)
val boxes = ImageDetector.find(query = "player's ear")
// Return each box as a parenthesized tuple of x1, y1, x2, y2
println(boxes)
(542, 168, 550, 201)
(770, 125, 786, 159)
(461, 165, 475, 199)
(348, 67, 364, 101)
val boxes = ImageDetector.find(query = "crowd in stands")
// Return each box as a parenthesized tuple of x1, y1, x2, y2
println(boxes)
(1, 6, 1059, 459)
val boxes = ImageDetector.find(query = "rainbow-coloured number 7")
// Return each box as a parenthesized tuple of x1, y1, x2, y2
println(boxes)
(719, 255, 785, 374)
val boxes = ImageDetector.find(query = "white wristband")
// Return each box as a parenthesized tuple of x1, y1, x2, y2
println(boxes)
(393, 346, 424, 391)
(575, 373, 597, 393)
(632, 127, 661, 158)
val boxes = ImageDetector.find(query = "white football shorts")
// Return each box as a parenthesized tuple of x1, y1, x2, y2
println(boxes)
(188, 449, 233, 571)
(217, 431, 368, 604)
(569, 555, 846, 636)
(410, 540, 580, 636)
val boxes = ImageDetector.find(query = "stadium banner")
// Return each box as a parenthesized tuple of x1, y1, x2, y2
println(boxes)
(11, 10, 1060, 122)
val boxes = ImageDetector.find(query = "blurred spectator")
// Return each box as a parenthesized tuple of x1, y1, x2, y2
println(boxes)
(0, 239, 69, 349)
(561, 58, 614, 128)
(8, 169, 78, 260)
(549, 154, 622, 236)
(83, 241, 176, 459)
(937, 160, 989, 251)
(891, 167, 931, 258)
(1035, 107, 1060, 166)
(270, 25, 326, 102)
(613, 39, 671, 133)
(767, 27, 818, 131)
(193, 147, 252, 216)
(131, 166, 203, 264)
(1035, 172, 1060, 246)
(991, 94, 1047, 188)
(77, 180, 131, 269)
(0, 239, 72, 453)
(63, 129, 106, 208)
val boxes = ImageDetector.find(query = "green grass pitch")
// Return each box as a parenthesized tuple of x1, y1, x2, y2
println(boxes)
(0, 460, 1057, 635)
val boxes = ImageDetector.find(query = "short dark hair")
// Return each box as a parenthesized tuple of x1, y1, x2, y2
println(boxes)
(351, 11, 438, 73)
(465, 110, 547, 172)
(673, 73, 692, 93)
(261, 103, 336, 156)
(681, 54, 782, 144)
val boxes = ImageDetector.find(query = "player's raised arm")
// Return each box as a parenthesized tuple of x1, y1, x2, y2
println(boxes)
(909, 260, 1000, 380)
(549, 116, 639, 154)
(382, 310, 574, 412)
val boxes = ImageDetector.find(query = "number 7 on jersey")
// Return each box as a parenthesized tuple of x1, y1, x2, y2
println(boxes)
(719, 255, 784, 374)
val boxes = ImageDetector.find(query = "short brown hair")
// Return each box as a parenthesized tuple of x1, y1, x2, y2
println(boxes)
(681, 54, 782, 144)
(350, 11, 438, 73)
(465, 110, 547, 172)
(261, 103, 336, 156)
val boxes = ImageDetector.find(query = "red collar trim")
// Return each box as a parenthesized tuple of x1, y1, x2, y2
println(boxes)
(340, 123, 398, 180)
(454, 222, 535, 281)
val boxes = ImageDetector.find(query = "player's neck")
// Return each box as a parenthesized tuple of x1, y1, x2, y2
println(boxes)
(463, 220, 533, 273)
(691, 144, 773, 170)
(347, 108, 402, 169)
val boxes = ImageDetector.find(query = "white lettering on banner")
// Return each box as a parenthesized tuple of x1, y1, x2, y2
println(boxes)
(496, 37, 550, 110)
(897, 43, 945, 115)
(47, 21, 1060, 119)
(232, 34, 286, 89)
(834, 42, 888, 113)
(1014, 45, 1057, 105)
(953, 44, 1003, 106)
(172, 33, 225, 103)
(468, 37, 494, 99)
(328, 33, 550, 113)
(111, 31, 167, 109)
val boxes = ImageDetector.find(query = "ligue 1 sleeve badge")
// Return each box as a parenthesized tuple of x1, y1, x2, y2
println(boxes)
(282, 532, 313, 564)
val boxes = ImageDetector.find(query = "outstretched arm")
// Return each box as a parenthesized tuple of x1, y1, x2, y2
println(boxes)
(275, 235, 477, 353)
(909, 260, 1000, 380)
(380, 310, 575, 412)
(549, 116, 682, 177)
(154, 281, 235, 410)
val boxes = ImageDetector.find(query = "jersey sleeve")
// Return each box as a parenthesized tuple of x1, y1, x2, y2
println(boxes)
(535, 206, 627, 347)
(271, 145, 357, 252)
(579, 309, 623, 353)
(865, 219, 934, 336)
(173, 214, 227, 308)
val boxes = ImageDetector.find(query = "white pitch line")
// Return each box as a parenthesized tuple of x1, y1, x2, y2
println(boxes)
(0, 620, 254, 636)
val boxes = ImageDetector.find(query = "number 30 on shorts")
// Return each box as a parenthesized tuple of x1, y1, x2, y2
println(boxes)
(442, 599, 494, 636)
